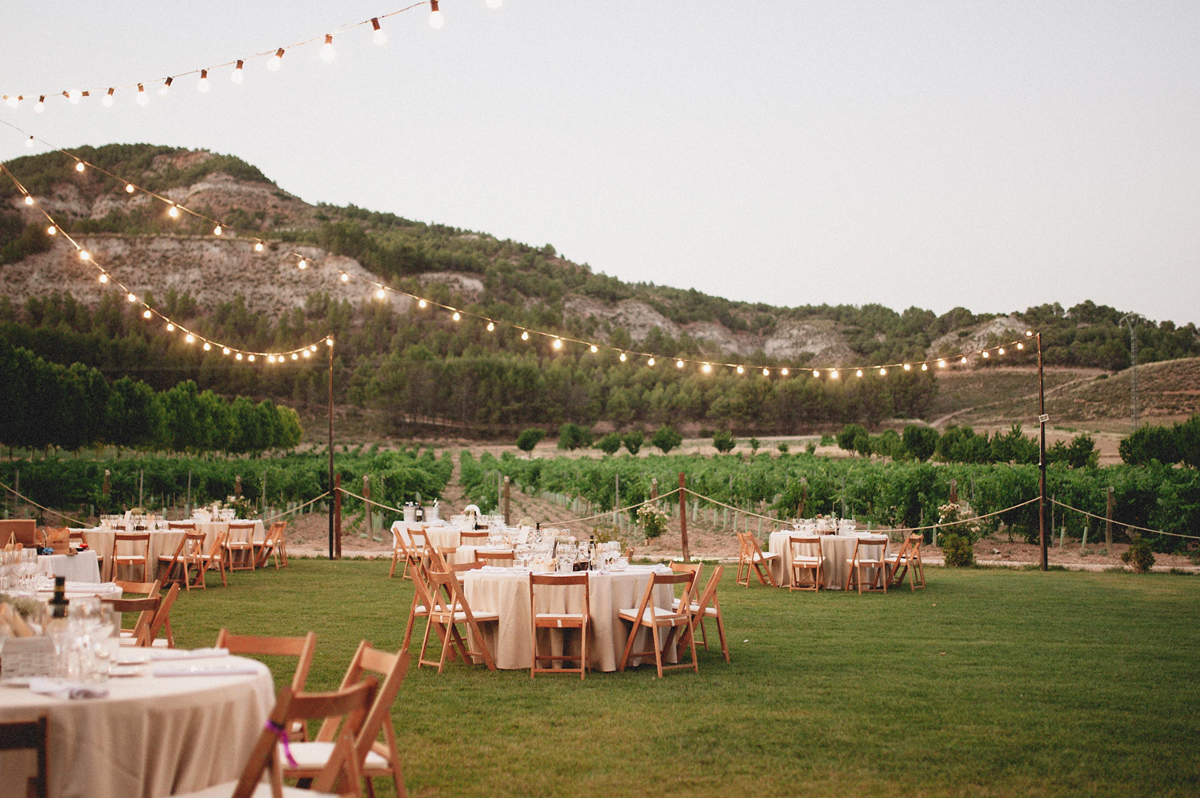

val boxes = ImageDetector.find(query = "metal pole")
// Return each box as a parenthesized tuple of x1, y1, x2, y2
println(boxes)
(1038, 332, 1048, 571)
(328, 338, 335, 560)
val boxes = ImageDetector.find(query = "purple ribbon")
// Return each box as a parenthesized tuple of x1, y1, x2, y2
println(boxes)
(265, 719, 299, 768)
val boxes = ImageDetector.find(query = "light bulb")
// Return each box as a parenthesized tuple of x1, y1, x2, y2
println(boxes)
(678, 360, 686, 369)
(203, 342, 212, 351)
(268, 48, 285, 71)
(143, 309, 152, 319)
(375, 288, 385, 299)
(302, 350, 310, 358)
(168, 205, 179, 219)
(340, 273, 349, 282)
(998, 347, 1005, 355)
(904, 363, 912, 371)
(236, 353, 243, 361)
(371, 18, 387, 45)
(223, 347, 231, 355)
(68, 90, 81, 105)
(1017, 342, 1024, 350)
(736, 365, 744, 374)
(589, 345, 598, 353)
(982, 351, 990, 359)
(938, 360, 946, 368)
(812, 370, 820, 378)
(268, 355, 276, 363)
(552, 338, 562, 349)
(291, 353, 298, 360)
(648, 357, 655, 367)
(856, 369, 863, 377)
(47, 226, 56, 236)
(429, 0, 445, 29)
(231, 61, 244, 84)
(79, 250, 90, 261)
(762, 368, 769, 377)
(487, 322, 495, 332)
(125, 183, 135, 193)
(320, 35, 336, 63)
(159, 77, 173, 96)
(961, 356, 968, 364)
(880, 368, 888, 376)
(326, 338, 334, 346)
(486, 0, 503, 8)
(452, 311, 461, 321)
(921, 363, 928, 371)
(198, 70, 210, 93)
(521, 331, 530, 341)
(75, 162, 85, 173)
(35, 96, 44, 113)
(831, 370, 839, 379)
(25, 136, 34, 149)
(185, 334, 195, 343)
(248, 354, 255, 362)
(166, 323, 175, 332)
(619, 353, 626, 362)
(1026, 330, 1033, 337)
(23, 195, 32, 206)
(418, 299, 427, 308)
(310, 345, 318, 351)
(298, 259, 307, 269)
(781, 368, 789, 376)
(137, 84, 148, 105)
(254, 242, 264, 253)
(127, 293, 136, 303)
(702, 363, 712, 373)
(98, 274, 108, 284)
(212, 225, 222, 236)
(102, 88, 114, 107)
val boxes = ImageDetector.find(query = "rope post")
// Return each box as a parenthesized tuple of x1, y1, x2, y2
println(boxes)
(327, 337, 335, 561)
(949, 479, 957, 505)
(103, 469, 110, 497)
(1037, 331, 1048, 571)
(1106, 487, 1115, 549)
(235, 475, 242, 498)
(679, 472, 690, 563)
(333, 473, 342, 560)
(503, 476, 511, 526)
(363, 476, 372, 539)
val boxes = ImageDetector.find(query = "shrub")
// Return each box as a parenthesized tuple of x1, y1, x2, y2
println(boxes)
(941, 533, 975, 567)
(595, 432, 622, 456)
(622, 430, 644, 456)
(516, 428, 546, 457)
(557, 423, 593, 451)
(777, 442, 790, 454)
(837, 424, 870, 456)
(902, 424, 939, 462)
(748, 437, 761, 455)
(651, 425, 683, 454)
(1121, 535, 1156, 573)
(712, 430, 736, 454)
(805, 441, 817, 455)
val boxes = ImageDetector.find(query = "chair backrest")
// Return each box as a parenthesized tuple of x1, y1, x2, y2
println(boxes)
(908, 533, 923, 558)
(319, 643, 411, 767)
(116, 579, 161, 598)
(102, 596, 160, 644)
(113, 532, 151, 557)
(734, 531, 748, 560)
(630, 571, 695, 625)
(788, 535, 822, 559)
(232, 680, 377, 798)
(162, 533, 189, 571)
(143, 582, 181, 646)
(742, 532, 770, 560)
(407, 528, 428, 552)
(0, 716, 48, 798)
(668, 561, 703, 592)
(475, 550, 515, 566)
(216, 629, 317, 692)
(205, 529, 228, 559)
(449, 560, 484, 573)
(167, 521, 195, 530)
(0, 519, 37, 548)
(228, 522, 256, 544)
(528, 572, 590, 616)
(692, 564, 725, 614)
(183, 530, 207, 557)
(852, 535, 889, 562)
(459, 530, 489, 542)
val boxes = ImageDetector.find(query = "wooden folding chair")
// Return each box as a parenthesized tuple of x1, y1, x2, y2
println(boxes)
(255, 521, 288, 569)
(225, 522, 258, 572)
(448, 560, 484, 573)
(407, 528, 431, 570)
(400, 564, 434, 654)
(158, 531, 207, 589)
(285, 645, 411, 798)
(669, 561, 703, 594)
(618, 571, 699, 678)
(0, 716, 48, 798)
(787, 534, 824, 592)
(417, 568, 498, 673)
(529, 573, 590, 680)
(458, 529, 490, 545)
(112, 531, 151, 581)
(433, 545, 459, 568)
(388, 527, 416, 579)
(172, 680, 377, 798)
(103, 596, 160, 646)
(886, 532, 925, 590)
(735, 531, 779, 587)
(678, 565, 730, 663)
(197, 529, 229, 587)
(845, 535, 890, 594)
(217, 629, 317, 741)
(121, 582, 180, 647)
(474, 550, 515, 567)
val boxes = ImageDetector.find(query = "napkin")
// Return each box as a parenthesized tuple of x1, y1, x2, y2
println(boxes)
(145, 647, 230, 661)
(153, 663, 260, 677)
(29, 678, 110, 700)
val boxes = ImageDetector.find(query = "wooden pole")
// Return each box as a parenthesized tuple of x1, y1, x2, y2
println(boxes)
(1106, 487, 1115, 549)
(328, 338, 335, 561)
(503, 476, 511, 525)
(949, 479, 958, 506)
(679, 472, 690, 562)
(333, 473, 342, 559)
(139, 469, 144, 509)
(234, 475, 242, 498)
(614, 473, 620, 527)
(186, 469, 191, 517)
(363, 475, 372, 539)
(1038, 332, 1048, 571)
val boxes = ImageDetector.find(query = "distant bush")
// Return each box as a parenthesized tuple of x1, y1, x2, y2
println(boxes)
(622, 430, 644, 456)
(595, 432, 622, 456)
(1122, 535, 1156, 573)
(651, 425, 683, 455)
(557, 423, 593, 451)
(516, 428, 545, 456)
(837, 424, 870, 457)
(777, 442, 790, 454)
(902, 425, 939, 462)
(712, 430, 736, 454)
(1120, 415, 1199, 468)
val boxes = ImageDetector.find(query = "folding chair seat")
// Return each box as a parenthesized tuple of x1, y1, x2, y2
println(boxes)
(112, 532, 151, 581)
(845, 535, 890, 594)
(529, 573, 590, 680)
(284, 644, 411, 798)
(787, 535, 824, 592)
(678, 565, 730, 662)
(0, 716, 48, 798)
(618, 571, 699, 678)
(735, 531, 779, 587)
(172, 680, 377, 798)
(416, 568, 498, 673)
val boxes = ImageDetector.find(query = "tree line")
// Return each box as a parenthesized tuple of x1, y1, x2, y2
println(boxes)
(0, 336, 302, 457)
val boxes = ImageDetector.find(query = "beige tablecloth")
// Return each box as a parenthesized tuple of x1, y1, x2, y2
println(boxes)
(768, 531, 889, 589)
(461, 566, 676, 671)
(0, 653, 274, 798)
(41, 551, 102, 584)
(78, 521, 264, 581)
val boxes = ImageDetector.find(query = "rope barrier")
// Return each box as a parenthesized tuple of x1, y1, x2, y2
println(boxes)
(1050, 499, 1200, 541)
(533, 488, 682, 527)
(262, 492, 330, 524)
(0, 482, 88, 528)
(682, 488, 784, 524)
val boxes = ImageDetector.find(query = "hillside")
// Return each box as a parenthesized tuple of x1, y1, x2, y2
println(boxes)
(2, 143, 1199, 438)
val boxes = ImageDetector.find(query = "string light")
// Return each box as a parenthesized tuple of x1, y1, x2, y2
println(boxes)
(418, 299, 427, 309)
(25, 136, 34, 148)
(340, 273, 349, 282)
(619, 353, 627, 362)
(812, 370, 820, 378)
(781, 368, 789, 376)
(236, 353, 243, 361)
(223, 347, 231, 355)
(255, 242, 265, 253)
(880, 368, 887, 376)
(998, 347, 1005, 355)
(203, 342, 212, 351)
(589, 345, 598, 353)
(961, 356, 968, 364)
(98, 273, 108, 284)
(126, 292, 137, 303)
(198, 69, 210, 93)
(185, 334, 195, 344)
(856, 369, 863, 378)
(67, 90, 81, 105)
(158, 77, 172, 96)
(452, 311, 461, 321)
(375, 288, 385, 299)
(248, 355, 256, 362)
(143, 309, 152, 319)
(552, 338, 563, 350)
(23, 195, 32, 206)
(521, 330, 530, 341)
(982, 351, 990, 359)
(647, 357, 656, 367)
(34, 96, 44, 113)
(762, 368, 769, 377)
(831, 369, 839, 379)
(298, 258, 307, 269)
(166, 323, 175, 332)
(429, 0, 445, 29)
(213, 225, 222, 236)
(320, 35, 336, 63)
(231, 61, 245, 84)
(679, 360, 687, 369)
(371, 18, 387, 45)
(736, 365, 744, 374)
(487, 322, 495, 332)
(102, 88, 114, 107)
(938, 359, 946, 368)
(903, 363, 911, 371)
(702, 363, 712, 373)
(125, 183, 135, 193)
(75, 161, 85, 173)
(78, 250, 90, 260)
(1017, 342, 1024, 350)
(168, 205, 179, 219)
(137, 84, 148, 105)
(268, 48, 285, 72)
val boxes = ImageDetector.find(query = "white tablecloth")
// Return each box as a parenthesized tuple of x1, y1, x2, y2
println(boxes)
(460, 566, 676, 671)
(76, 521, 264, 581)
(768, 531, 889, 589)
(40, 551, 102, 584)
(0, 653, 274, 798)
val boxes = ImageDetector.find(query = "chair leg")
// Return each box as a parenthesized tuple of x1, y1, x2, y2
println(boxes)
(651, 623, 664, 678)
(714, 612, 730, 663)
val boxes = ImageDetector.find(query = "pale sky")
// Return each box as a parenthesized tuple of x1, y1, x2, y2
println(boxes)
(2, 1, 1198, 325)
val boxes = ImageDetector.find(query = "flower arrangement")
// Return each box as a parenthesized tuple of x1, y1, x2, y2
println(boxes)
(637, 504, 669, 540)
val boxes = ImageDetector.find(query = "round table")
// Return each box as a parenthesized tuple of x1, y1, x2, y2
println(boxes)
(76, 521, 264, 581)
(460, 565, 676, 671)
(0, 653, 274, 798)
(768, 531, 890, 589)
(40, 551, 102, 584)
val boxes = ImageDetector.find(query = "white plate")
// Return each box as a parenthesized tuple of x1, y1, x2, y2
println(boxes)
(110, 666, 141, 678)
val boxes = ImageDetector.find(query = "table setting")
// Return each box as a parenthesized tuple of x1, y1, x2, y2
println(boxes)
(767, 520, 890, 589)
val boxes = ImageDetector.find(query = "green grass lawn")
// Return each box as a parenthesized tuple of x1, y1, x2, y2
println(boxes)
(168, 561, 1200, 797)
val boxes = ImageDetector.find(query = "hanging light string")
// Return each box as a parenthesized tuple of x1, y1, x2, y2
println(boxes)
(0, 162, 333, 363)
(1, 127, 1034, 376)
(0, 2, 488, 112)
